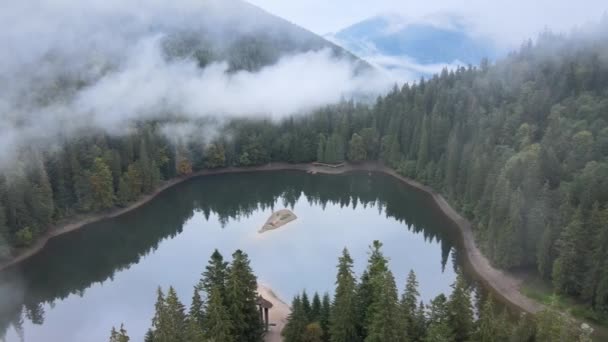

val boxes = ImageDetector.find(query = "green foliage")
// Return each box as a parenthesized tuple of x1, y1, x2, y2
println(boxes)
(329, 248, 359, 342)
(225, 250, 262, 342)
(109, 324, 130, 342)
(15, 227, 33, 247)
(447, 273, 474, 341)
(204, 285, 235, 342)
(347, 133, 367, 162)
(89, 158, 115, 210)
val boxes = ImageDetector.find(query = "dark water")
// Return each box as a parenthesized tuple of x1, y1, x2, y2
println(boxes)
(0, 171, 464, 342)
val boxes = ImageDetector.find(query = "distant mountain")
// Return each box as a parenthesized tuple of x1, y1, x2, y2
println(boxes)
(326, 13, 499, 80)
(162, 0, 368, 72)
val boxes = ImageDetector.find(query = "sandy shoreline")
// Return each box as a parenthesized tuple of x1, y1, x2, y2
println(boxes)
(258, 284, 291, 342)
(0, 162, 542, 316)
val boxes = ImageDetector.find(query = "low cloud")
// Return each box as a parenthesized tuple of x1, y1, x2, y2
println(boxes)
(0, 0, 391, 168)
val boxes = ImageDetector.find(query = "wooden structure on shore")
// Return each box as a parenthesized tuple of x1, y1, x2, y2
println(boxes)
(257, 295, 273, 332)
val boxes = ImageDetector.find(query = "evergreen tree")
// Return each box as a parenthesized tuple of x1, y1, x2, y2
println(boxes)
(553, 208, 587, 296)
(425, 294, 453, 342)
(301, 291, 312, 320)
(199, 249, 228, 299)
(509, 313, 536, 342)
(283, 296, 307, 342)
(347, 133, 367, 162)
(225, 250, 262, 342)
(365, 270, 406, 342)
(401, 269, 421, 340)
(204, 285, 234, 342)
(164, 286, 187, 341)
(320, 293, 331, 342)
(311, 292, 322, 322)
(189, 287, 205, 328)
(89, 157, 115, 210)
(109, 324, 130, 342)
(329, 248, 359, 342)
(447, 273, 474, 342)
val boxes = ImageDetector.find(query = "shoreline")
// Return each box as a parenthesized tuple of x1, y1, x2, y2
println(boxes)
(0, 162, 542, 315)
(258, 284, 291, 342)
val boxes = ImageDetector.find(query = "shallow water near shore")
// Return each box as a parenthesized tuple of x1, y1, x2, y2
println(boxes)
(0, 171, 463, 341)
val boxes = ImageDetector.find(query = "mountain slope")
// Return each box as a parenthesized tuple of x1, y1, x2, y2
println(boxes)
(161, 0, 367, 72)
(326, 13, 498, 79)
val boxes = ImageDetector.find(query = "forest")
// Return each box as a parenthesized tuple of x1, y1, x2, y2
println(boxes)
(108, 243, 594, 342)
(1, 22, 608, 324)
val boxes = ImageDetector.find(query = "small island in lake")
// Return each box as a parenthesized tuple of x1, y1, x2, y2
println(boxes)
(259, 209, 297, 233)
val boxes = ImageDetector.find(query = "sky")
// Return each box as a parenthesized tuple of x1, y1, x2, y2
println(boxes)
(248, 0, 608, 47)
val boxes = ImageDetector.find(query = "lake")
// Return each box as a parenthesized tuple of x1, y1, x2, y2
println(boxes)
(0, 171, 463, 342)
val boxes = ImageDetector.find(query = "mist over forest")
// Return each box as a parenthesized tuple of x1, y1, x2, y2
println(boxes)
(1, 1, 608, 342)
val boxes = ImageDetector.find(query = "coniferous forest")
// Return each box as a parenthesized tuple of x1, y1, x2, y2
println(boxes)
(2, 17, 608, 338)
(109, 243, 595, 342)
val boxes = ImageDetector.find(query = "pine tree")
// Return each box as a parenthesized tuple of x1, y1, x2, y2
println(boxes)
(225, 250, 262, 342)
(204, 285, 234, 342)
(413, 300, 427, 342)
(150, 287, 168, 342)
(329, 248, 359, 342)
(447, 273, 474, 342)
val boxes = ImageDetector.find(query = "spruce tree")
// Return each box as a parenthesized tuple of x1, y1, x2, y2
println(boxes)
(365, 270, 406, 342)
(225, 250, 262, 342)
(204, 285, 234, 342)
(311, 292, 322, 322)
(164, 286, 187, 342)
(509, 313, 536, 342)
(553, 208, 587, 296)
(329, 248, 359, 342)
(401, 269, 420, 340)
(283, 296, 307, 342)
(320, 293, 331, 342)
(425, 294, 453, 342)
(447, 273, 474, 342)
(89, 157, 114, 210)
(199, 249, 228, 299)
(301, 290, 312, 321)
(188, 287, 205, 328)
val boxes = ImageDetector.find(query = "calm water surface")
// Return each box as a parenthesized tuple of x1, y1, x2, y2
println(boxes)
(0, 171, 462, 342)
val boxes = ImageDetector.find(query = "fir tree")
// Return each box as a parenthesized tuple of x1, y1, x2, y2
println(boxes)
(199, 249, 228, 299)
(329, 248, 359, 342)
(401, 269, 420, 340)
(311, 292, 322, 322)
(225, 250, 262, 342)
(204, 285, 234, 342)
(447, 273, 474, 342)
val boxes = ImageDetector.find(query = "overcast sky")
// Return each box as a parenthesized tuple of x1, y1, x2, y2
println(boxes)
(248, 0, 608, 46)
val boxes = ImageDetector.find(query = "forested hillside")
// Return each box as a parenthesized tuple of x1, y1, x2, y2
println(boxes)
(1, 19, 608, 321)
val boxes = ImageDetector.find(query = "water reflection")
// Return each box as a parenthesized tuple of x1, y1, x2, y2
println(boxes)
(0, 171, 461, 341)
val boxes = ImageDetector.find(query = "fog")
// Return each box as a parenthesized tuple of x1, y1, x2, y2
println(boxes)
(0, 0, 391, 168)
